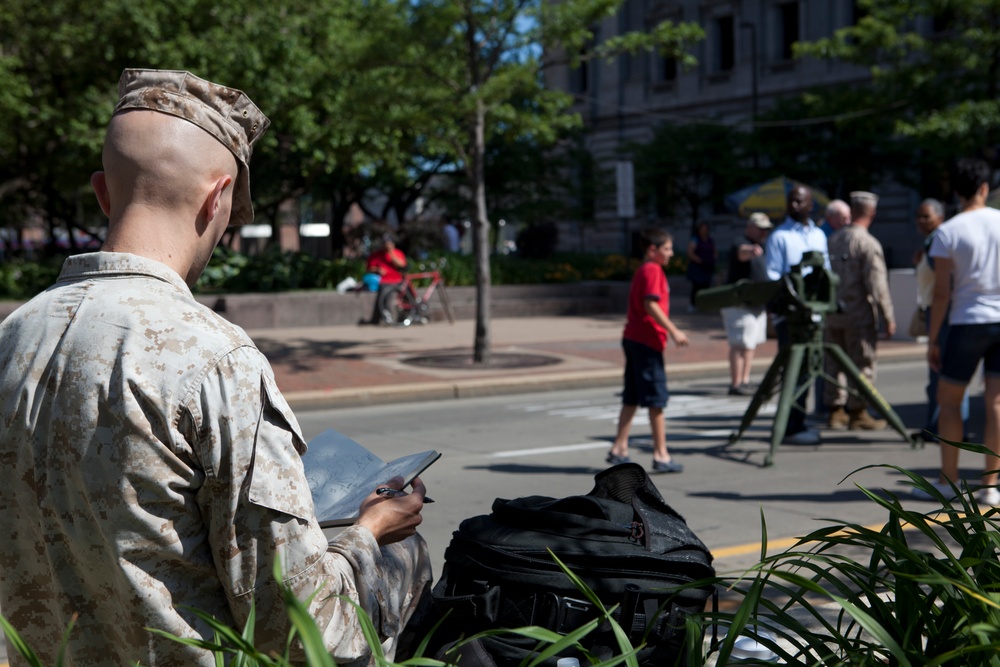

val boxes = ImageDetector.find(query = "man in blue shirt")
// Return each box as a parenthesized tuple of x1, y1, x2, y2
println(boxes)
(764, 185, 830, 445)
(765, 186, 830, 280)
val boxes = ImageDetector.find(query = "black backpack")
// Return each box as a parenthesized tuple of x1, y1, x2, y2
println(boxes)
(430, 463, 716, 666)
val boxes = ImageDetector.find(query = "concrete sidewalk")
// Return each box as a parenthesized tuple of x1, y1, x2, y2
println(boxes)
(249, 308, 927, 411)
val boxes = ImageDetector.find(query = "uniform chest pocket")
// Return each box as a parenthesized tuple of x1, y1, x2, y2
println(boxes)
(247, 375, 313, 523)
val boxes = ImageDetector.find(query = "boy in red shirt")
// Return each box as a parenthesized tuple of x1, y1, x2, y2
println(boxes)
(606, 229, 689, 473)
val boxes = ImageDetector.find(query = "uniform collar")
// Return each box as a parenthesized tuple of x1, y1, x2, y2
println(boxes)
(58, 252, 193, 297)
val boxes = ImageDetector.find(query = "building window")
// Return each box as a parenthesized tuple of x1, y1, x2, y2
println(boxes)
(774, 1, 800, 61)
(712, 15, 736, 72)
(662, 56, 678, 83)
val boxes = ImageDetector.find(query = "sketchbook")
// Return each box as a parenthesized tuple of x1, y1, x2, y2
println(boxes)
(301, 429, 441, 528)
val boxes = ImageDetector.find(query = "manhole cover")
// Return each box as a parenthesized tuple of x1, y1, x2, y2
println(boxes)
(403, 352, 562, 370)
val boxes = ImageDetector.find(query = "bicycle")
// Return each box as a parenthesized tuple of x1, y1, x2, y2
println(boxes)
(377, 269, 455, 326)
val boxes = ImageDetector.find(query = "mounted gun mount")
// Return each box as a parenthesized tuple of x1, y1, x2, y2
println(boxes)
(697, 251, 919, 466)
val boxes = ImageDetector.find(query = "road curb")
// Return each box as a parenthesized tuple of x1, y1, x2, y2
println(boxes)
(283, 344, 927, 411)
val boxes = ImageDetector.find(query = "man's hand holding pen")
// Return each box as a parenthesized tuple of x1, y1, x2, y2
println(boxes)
(356, 475, 429, 546)
(375, 487, 434, 503)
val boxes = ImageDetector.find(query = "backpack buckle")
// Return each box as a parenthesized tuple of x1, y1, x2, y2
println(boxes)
(546, 594, 596, 633)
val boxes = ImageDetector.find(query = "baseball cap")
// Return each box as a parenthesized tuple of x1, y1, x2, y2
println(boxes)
(113, 68, 271, 227)
(748, 212, 773, 229)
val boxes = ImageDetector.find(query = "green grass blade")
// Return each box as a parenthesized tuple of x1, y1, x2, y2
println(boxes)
(547, 550, 639, 667)
(829, 594, 912, 667)
(0, 612, 46, 667)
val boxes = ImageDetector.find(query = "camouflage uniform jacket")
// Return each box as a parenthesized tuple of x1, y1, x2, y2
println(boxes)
(827, 225, 895, 330)
(0, 252, 430, 666)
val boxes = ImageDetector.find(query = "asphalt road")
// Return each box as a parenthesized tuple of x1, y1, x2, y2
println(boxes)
(303, 359, 986, 577)
(0, 359, 984, 665)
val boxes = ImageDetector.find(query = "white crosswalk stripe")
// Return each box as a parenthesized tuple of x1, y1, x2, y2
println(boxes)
(494, 393, 777, 458)
(508, 393, 776, 423)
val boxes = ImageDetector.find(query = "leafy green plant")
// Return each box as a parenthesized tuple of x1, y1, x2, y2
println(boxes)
(196, 246, 365, 294)
(1, 248, 670, 302)
(0, 612, 76, 667)
(148, 552, 645, 667)
(700, 438, 1000, 666)
(13, 448, 999, 666)
(0, 552, 656, 666)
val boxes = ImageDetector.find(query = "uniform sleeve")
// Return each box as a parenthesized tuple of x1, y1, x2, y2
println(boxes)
(192, 345, 430, 663)
(861, 237, 894, 326)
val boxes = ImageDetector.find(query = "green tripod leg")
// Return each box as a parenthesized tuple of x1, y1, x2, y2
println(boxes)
(824, 343, 919, 448)
(729, 344, 790, 445)
(766, 343, 808, 467)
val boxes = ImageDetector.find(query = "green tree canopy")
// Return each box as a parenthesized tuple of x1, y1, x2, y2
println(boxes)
(631, 121, 754, 229)
(397, 0, 703, 362)
(752, 86, 913, 198)
(796, 0, 1000, 162)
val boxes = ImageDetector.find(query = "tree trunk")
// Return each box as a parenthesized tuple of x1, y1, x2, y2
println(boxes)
(472, 99, 492, 365)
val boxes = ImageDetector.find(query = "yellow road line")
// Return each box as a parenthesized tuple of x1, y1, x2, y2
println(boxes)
(712, 520, 930, 562)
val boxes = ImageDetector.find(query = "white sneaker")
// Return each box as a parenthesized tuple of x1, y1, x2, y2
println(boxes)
(911, 480, 961, 501)
(783, 429, 821, 446)
(978, 487, 1000, 506)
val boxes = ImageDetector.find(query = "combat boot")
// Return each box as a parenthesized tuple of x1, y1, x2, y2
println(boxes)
(826, 406, 849, 431)
(849, 408, 887, 431)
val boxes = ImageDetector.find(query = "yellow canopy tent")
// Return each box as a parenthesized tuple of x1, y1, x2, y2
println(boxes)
(724, 176, 831, 220)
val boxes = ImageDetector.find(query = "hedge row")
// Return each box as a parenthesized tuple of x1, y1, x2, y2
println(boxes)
(0, 247, 690, 300)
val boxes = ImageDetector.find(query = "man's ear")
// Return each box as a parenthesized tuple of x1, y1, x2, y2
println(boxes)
(90, 172, 111, 217)
(204, 174, 234, 225)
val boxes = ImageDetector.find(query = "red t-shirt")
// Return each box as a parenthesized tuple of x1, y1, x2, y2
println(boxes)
(365, 249, 406, 284)
(622, 261, 669, 351)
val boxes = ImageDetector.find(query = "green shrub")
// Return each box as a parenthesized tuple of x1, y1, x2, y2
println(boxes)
(196, 246, 365, 294)
(701, 440, 1000, 666)
(1, 248, 681, 301)
(192, 249, 649, 292)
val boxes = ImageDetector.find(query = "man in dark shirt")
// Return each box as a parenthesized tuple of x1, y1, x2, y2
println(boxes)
(720, 213, 772, 395)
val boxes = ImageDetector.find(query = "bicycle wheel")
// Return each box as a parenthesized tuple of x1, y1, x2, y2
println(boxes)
(378, 284, 419, 325)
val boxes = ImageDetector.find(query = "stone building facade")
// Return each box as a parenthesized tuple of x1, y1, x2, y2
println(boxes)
(546, 0, 923, 266)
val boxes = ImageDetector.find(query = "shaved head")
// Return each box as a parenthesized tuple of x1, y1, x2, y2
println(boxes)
(101, 110, 238, 225)
(95, 110, 240, 285)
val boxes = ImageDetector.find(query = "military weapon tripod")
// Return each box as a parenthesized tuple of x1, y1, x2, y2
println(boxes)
(697, 252, 921, 467)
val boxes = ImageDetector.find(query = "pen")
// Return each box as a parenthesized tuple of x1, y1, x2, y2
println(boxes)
(375, 487, 435, 503)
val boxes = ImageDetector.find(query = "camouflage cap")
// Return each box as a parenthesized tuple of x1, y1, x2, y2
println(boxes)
(113, 68, 270, 227)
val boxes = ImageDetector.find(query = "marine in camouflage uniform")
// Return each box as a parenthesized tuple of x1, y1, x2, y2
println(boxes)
(0, 70, 431, 666)
(823, 191, 896, 430)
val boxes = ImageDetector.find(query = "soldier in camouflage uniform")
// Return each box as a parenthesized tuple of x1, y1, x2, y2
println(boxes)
(823, 191, 896, 430)
(0, 69, 432, 666)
